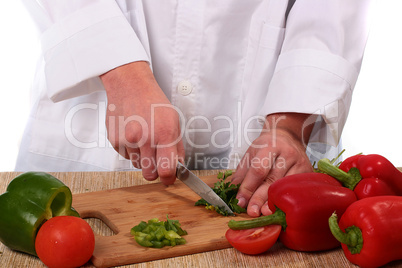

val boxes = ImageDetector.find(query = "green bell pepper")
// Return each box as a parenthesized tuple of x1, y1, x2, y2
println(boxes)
(0, 172, 80, 256)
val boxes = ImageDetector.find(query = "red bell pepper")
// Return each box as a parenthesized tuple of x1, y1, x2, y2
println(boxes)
(318, 154, 402, 199)
(337, 154, 364, 171)
(228, 173, 357, 252)
(329, 196, 402, 268)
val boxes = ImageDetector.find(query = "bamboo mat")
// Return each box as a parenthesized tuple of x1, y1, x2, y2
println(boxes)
(0, 170, 400, 268)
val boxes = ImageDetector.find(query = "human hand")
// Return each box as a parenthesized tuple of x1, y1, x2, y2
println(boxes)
(101, 61, 185, 185)
(231, 113, 316, 217)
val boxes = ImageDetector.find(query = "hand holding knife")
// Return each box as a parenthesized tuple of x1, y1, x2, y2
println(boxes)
(176, 162, 234, 216)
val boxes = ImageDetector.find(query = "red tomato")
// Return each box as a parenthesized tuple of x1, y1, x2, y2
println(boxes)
(225, 225, 281, 255)
(35, 216, 95, 268)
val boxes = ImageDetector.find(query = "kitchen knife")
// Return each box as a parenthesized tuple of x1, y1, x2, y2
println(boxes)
(176, 162, 234, 216)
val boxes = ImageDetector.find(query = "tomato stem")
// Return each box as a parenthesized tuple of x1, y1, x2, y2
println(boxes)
(317, 158, 361, 190)
(228, 207, 287, 230)
(328, 212, 363, 254)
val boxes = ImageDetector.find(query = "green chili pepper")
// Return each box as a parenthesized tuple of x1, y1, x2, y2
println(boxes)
(131, 215, 187, 248)
(0, 172, 80, 256)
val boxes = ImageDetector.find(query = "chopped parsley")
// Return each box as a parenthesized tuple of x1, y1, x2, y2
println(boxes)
(195, 170, 246, 216)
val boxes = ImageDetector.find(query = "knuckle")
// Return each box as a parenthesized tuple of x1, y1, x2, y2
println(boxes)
(285, 148, 299, 158)
(157, 168, 175, 179)
(125, 128, 144, 144)
(157, 127, 180, 144)
(142, 169, 158, 181)
(249, 195, 266, 207)
(294, 158, 314, 172)
(251, 164, 268, 178)
(239, 184, 256, 199)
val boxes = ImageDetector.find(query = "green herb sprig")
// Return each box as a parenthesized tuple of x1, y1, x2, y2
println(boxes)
(195, 170, 246, 216)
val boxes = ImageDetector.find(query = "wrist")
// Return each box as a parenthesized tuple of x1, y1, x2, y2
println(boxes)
(264, 113, 316, 147)
(100, 61, 155, 96)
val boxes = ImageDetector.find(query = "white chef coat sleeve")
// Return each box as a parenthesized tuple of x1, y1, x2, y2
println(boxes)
(23, 0, 150, 102)
(260, 0, 373, 145)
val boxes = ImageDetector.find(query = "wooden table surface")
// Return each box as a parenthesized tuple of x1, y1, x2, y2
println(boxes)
(0, 170, 400, 268)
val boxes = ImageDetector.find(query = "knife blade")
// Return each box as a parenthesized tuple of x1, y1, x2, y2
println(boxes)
(176, 162, 234, 216)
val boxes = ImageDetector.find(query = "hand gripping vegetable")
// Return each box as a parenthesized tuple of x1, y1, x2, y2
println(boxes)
(318, 154, 402, 199)
(228, 173, 357, 252)
(329, 196, 402, 268)
(0, 172, 80, 256)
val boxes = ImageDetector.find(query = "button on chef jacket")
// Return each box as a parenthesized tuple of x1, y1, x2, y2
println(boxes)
(16, 0, 373, 171)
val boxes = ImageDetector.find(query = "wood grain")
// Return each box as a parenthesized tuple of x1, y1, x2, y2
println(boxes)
(72, 174, 250, 268)
(1, 170, 402, 268)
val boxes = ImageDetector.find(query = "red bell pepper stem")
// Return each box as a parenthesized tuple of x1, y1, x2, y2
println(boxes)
(228, 207, 287, 230)
(329, 196, 402, 267)
(328, 212, 363, 254)
(230, 173, 357, 252)
(317, 158, 362, 190)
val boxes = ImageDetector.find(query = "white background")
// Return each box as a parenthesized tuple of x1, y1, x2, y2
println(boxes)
(1, 1, 402, 171)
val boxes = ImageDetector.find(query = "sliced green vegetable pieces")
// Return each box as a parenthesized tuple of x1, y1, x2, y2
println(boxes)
(165, 215, 188, 236)
(130, 215, 187, 248)
(195, 170, 246, 216)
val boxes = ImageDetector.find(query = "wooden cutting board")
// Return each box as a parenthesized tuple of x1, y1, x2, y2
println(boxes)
(72, 174, 250, 268)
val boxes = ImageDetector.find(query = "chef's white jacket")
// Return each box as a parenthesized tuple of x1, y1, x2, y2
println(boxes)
(16, 0, 373, 171)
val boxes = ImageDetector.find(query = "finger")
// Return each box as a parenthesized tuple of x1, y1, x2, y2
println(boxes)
(248, 163, 288, 216)
(155, 133, 185, 185)
(231, 152, 251, 185)
(261, 201, 273, 216)
(127, 148, 141, 169)
(246, 180, 271, 217)
(284, 158, 314, 176)
(265, 157, 292, 182)
(176, 139, 185, 163)
(236, 154, 273, 208)
(108, 131, 132, 161)
(257, 155, 312, 216)
(265, 147, 310, 182)
(112, 145, 130, 160)
(138, 146, 158, 181)
(243, 158, 292, 217)
(156, 146, 177, 186)
(107, 114, 136, 161)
